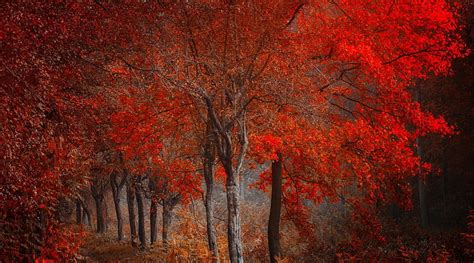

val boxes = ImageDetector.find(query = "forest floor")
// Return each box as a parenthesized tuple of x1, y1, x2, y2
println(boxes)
(76, 226, 221, 262)
(77, 230, 168, 262)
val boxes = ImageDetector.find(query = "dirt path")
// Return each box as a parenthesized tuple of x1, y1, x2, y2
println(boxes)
(77, 231, 167, 262)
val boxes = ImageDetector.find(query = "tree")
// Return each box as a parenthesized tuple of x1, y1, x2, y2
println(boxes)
(135, 175, 147, 249)
(202, 123, 220, 260)
(104, 1, 465, 261)
(110, 170, 126, 240)
(1, 1, 104, 260)
(247, 0, 466, 259)
(3, 0, 466, 261)
(125, 171, 138, 247)
(109, 82, 202, 249)
(268, 153, 283, 263)
(90, 167, 108, 234)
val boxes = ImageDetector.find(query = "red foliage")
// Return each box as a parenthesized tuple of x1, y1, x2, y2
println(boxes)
(1, 1, 102, 260)
(247, 0, 465, 244)
(109, 87, 202, 203)
(1, 0, 468, 260)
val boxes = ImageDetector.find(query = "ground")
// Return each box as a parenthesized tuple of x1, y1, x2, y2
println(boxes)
(78, 231, 167, 262)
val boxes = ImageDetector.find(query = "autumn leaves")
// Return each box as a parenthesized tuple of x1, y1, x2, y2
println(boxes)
(1, 0, 467, 261)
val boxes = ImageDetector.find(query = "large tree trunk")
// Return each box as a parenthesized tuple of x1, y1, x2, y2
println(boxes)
(113, 195, 123, 241)
(268, 153, 282, 263)
(76, 199, 82, 224)
(111, 172, 125, 241)
(204, 170, 219, 261)
(205, 93, 247, 263)
(127, 177, 138, 247)
(93, 195, 106, 233)
(162, 195, 180, 246)
(203, 126, 219, 261)
(224, 165, 244, 263)
(136, 177, 146, 249)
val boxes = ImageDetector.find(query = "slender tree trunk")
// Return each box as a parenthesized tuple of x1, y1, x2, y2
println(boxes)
(93, 195, 106, 233)
(127, 178, 138, 247)
(91, 177, 106, 234)
(79, 198, 91, 226)
(162, 195, 180, 246)
(415, 91, 428, 228)
(111, 173, 125, 241)
(84, 207, 91, 226)
(115, 200, 123, 240)
(136, 177, 146, 249)
(205, 97, 246, 263)
(162, 202, 172, 245)
(442, 167, 448, 219)
(204, 168, 219, 261)
(150, 198, 158, 244)
(268, 153, 282, 263)
(225, 165, 243, 263)
(416, 137, 428, 227)
(203, 127, 219, 261)
(104, 196, 109, 232)
(441, 140, 448, 219)
(76, 199, 82, 224)
(418, 176, 428, 227)
(148, 178, 158, 245)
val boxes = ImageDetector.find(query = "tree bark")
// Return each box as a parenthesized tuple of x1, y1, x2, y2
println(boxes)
(79, 197, 91, 226)
(418, 175, 429, 227)
(93, 194, 106, 233)
(104, 195, 109, 232)
(162, 195, 180, 246)
(136, 176, 146, 249)
(225, 165, 244, 263)
(415, 91, 429, 228)
(150, 198, 158, 244)
(268, 153, 282, 263)
(76, 199, 82, 224)
(149, 178, 158, 245)
(203, 126, 220, 261)
(91, 177, 106, 233)
(204, 171, 219, 261)
(205, 90, 247, 263)
(111, 172, 125, 241)
(126, 176, 138, 247)
(162, 202, 172, 245)
(441, 139, 448, 219)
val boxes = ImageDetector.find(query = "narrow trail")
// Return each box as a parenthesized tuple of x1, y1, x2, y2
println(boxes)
(77, 230, 168, 262)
